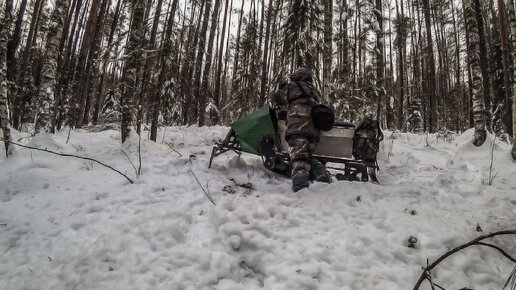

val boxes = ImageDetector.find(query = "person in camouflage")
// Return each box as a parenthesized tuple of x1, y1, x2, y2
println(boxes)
(279, 68, 331, 192)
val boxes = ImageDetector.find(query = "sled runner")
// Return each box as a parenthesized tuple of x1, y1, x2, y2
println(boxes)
(209, 106, 382, 183)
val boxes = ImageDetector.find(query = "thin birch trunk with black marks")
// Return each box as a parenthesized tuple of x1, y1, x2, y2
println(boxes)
(34, 0, 69, 134)
(1, 7, 11, 156)
(497, 0, 513, 137)
(464, 0, 486, 146)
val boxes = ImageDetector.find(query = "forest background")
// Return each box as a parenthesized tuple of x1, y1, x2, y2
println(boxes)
(1, 0, 516, 158)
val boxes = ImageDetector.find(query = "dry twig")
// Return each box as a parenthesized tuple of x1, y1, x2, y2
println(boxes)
(121, 149, 138, 177)
(2, 138, 134, 184)
(413, 230, 516, 290)
(165, 141, 183, 157)
(189, 169, 216, 205)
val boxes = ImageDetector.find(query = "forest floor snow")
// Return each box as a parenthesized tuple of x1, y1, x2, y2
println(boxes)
(0, 126, 515, 290)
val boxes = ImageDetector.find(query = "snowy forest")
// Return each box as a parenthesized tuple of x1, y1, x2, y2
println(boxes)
(0, 0, 515, 289)
(0, 0, 515, 152)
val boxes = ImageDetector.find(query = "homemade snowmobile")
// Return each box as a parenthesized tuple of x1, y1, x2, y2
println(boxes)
(208, 106, 381, 183)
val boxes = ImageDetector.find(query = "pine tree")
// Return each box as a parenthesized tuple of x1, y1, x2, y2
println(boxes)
(283, 0, 323, 70)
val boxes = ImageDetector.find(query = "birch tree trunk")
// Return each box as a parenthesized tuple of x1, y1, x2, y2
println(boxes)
(34, 0, 69, 134)
(1, 6, 11, 156)
(508, 0, 516, 159)
(464, 0, 487, 146)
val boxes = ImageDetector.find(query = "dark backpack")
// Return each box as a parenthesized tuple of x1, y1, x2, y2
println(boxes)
(353, 118, 384, 163)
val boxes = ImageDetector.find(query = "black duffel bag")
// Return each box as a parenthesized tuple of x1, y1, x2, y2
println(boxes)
(311, 104, 335, 131)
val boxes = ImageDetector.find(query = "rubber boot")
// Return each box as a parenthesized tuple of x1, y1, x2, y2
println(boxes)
(310, 161, 332, 183)
(292, 173, 310, 192)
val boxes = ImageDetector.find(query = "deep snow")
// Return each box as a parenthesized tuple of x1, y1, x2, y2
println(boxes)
(0, 126, 514, 290)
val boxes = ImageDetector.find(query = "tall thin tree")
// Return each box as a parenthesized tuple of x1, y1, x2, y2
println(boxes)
(464, 0, 487, 146)
(34, 0, 70, 134)
(120, 0, 145, 143)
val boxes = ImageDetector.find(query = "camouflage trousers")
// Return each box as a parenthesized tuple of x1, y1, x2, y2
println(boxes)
(288, 135, 320, 177)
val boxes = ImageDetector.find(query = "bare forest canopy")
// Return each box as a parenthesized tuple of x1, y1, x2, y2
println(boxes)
(0, 0, 515, 151)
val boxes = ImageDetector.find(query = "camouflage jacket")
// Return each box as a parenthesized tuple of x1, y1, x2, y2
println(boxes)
(285, 80, 321, 142)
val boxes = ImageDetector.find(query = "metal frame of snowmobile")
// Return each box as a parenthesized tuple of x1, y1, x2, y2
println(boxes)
(208, 107, 379, 183)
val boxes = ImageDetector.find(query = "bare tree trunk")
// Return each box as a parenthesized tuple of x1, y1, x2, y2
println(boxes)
(323, 0, 333, 98)
(508, 0, 516, 159)
(180, 0, 205, 125)
(473, 0, 492, 130)
(150, 0, 179, 141)
(81, 0, 110, 126)
(198, 0, 221, 126)
(121, 0, 145, 143)
(34, 0, 69, 134)
(191, 0, 212, 125)
(376, 0, 384, 122)
(213, 0, 230, 121)
(497, 0, 513, 136)
(6, 0, 27, 106)
(136, 0, 163, 135)
(1, 5, 11, 156)
(92, 0, 122, 125)
(396, 0, 405, 130)
(231, 0, 245, 100)
(422, 0, 438, 132)
(14, 0, 43, 129)
(72, 0, 101, 128)
(464, 0, 487, 146)
(386, 1, 394, 129)
(259, 0, 273, 107)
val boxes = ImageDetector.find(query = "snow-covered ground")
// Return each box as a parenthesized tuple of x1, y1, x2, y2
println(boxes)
(0, 126, 514, 290)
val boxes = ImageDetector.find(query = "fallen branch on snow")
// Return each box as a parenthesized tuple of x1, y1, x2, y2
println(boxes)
(189, 169, 216, 206)
(413, 230, 516, 290)
(2, 138, 134, 184)
(165, 141, 182, 157)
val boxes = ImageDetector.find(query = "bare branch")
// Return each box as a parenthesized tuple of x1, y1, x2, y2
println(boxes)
(413, 230, 516, 290)
(165, 141, 183, 157)
(121, 149, 138, 176)
(476, 242, 516, 263)
(189, 169, 216, 205)
(2, 138, 134, 184)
